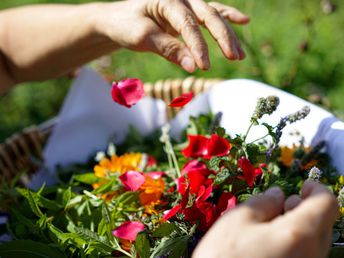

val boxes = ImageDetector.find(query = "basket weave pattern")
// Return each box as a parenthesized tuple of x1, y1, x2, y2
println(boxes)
(0, 76, 223, 182)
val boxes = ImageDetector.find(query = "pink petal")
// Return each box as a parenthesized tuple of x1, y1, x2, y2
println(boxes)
(169, 92, 194, 107)
(111, 78, 145, 108)
(119, 171, 146, 191)
(112, 221, 145, 241)
(146, 171, 165, 180)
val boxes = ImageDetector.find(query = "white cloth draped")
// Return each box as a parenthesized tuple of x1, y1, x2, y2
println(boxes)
(29, 68, 344, 188)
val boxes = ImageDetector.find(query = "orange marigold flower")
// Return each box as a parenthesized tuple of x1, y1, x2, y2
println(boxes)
(280, 145, 317, 169)
(144, 200, 161, 215)
(93, 153, 144, 189)
(280, 146, 296, 167)
(139, 176, 165, 206)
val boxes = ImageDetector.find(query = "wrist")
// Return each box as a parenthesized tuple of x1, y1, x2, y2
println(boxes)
(80, 2, 121, 51)
(86, 2, 122, 50)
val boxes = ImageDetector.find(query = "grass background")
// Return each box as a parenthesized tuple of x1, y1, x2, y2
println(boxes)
(0, 0, 343, 142)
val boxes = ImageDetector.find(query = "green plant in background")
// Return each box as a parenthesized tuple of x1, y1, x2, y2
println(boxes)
(0, 0, 343, 142)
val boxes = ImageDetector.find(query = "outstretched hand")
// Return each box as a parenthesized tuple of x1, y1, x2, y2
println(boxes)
(0, 0, 249, 91)
(96, 0, 249, 73)
(193, 181, 339, 258)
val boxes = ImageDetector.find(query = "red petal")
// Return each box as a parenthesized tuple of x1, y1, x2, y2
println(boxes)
(146, 156, 157, 167)
(163, 204, 182, 221)
(188, 171, 206, 194)
(181, 135, 209, 158)
(177, 176, 188, 195)
(112, 221, 145, 241)
(238, 157, 255, 187)
(217, 192, 236, 216)
(111, 78, 145, 108)
(196, 183, 213, 203)
(197, 202, 217, 231)
(181, 160, 211, 177)
(206, 134, 231, 159)
(119, 171, 146, 191)
(254, 163, 266, 176)
(169, 92, 194, 107)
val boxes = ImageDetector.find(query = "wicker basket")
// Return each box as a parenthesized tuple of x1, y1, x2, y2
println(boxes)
(0, 76, 224, 183)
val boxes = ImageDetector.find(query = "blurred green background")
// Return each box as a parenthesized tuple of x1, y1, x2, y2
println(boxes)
(0, 0, 343, 142)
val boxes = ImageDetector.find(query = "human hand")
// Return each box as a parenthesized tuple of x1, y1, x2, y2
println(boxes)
(192, 181, 339, 258)
(95, 0, 249, 73)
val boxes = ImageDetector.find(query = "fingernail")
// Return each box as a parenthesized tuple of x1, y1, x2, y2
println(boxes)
(265, 187, 284, 200)
(239, 47, 246, 59)
(181, 56, 195, 73)
(202, 55, 210, 70)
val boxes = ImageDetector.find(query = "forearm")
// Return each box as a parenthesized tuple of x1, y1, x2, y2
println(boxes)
(0, 3, 118, 89)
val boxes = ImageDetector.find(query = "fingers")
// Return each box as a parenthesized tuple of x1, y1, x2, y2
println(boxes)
(147, 31, 196, 73)
(284, 195, 302, 212)
(241, 187, 285, 222)
(162, 2, 210, 70)
(208, 2, 250, 25)
(283, 181, 339, 233)
(187, 0, 244, 60)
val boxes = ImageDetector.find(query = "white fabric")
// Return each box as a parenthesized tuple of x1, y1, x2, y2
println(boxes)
(32, 68, 344, 188)
(30, 68, 167, 187)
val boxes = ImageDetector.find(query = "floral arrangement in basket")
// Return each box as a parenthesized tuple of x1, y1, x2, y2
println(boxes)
(1, 79, 344, 258)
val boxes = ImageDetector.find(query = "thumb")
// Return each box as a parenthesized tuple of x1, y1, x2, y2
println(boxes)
(242, 187, 285, 222)
(146, 32, 196, 73)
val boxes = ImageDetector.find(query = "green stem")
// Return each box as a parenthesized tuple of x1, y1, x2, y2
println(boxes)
(243, 122, 254, 142)
(167, 141, 181, 178)
(248, 133, 270, 144)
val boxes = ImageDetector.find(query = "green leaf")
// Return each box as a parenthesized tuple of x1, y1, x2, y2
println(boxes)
(16, 188, 43, 217)
(135, 232, 151, 258)
(92, 177, 117, 195)
(213, 168, 232, 186)
(73, 173, 103, 185)
(152, 223, 178, 238)
(16, 187, 61, 213)
(215, 127, 226, 137)
(62, 187, 72, 207)
(150, 236, 189, 258)
(0, 240, 66, 258)
(65, 195, 83, 210)
(262, 123, 276, 139)
(237, 193, 253, 202)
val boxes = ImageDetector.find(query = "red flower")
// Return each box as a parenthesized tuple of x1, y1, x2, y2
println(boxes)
(112, 221, 145, 241)
(181, 134, 231, 159)
(119, 171, 145, 191)
(254, 163, 266, 176)
(217, 192, 236, 216)
(206, 134, 231, 159)
(181, 160, 210, 177)
(169, 92, 194, 107)
(111, 78, 145, 108)
(181, 135, 209, 158)
(238, 157, 255, 187)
